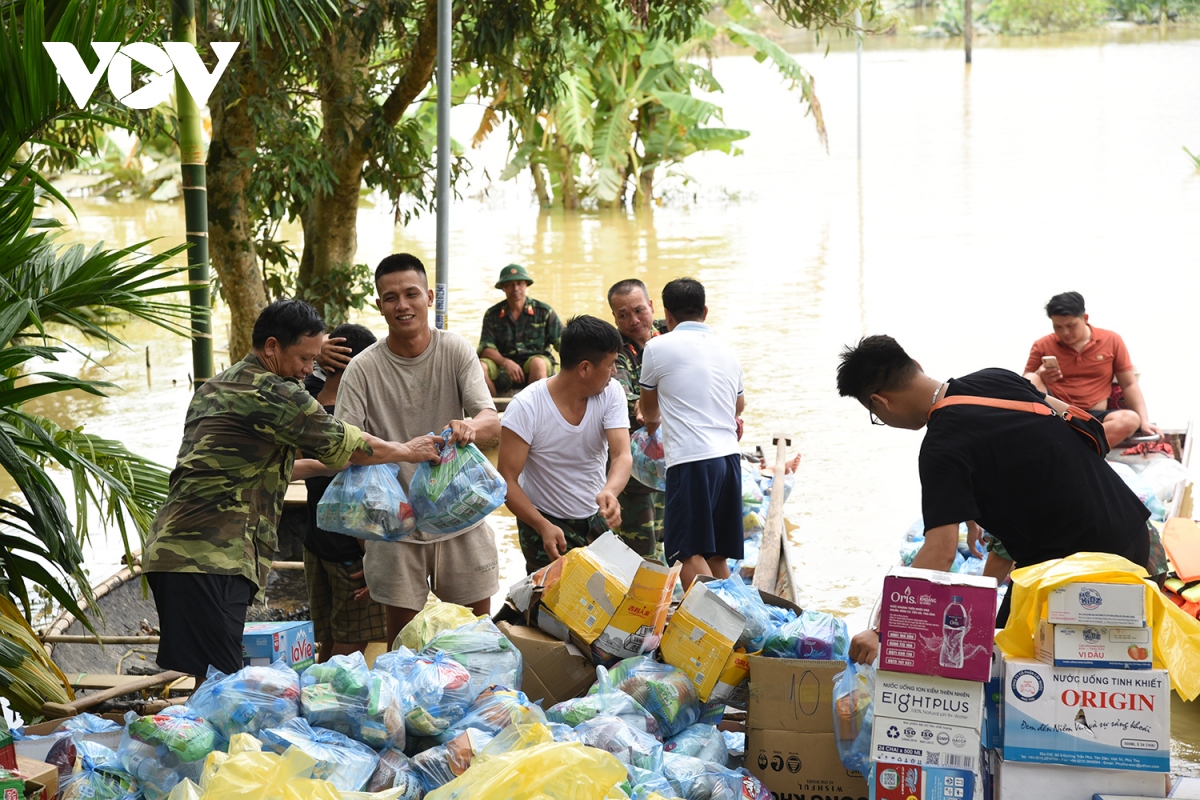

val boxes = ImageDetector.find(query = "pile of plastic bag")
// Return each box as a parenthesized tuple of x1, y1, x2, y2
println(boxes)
(317, 464, 417, 542)
(409, 430, 507, 536)
(898, 518, 989, 576)
(763, 609, 850, 661)
(39, 598, 784, 800)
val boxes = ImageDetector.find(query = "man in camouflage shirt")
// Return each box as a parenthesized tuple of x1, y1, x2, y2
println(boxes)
(478, 264, 563, 395)
(144, 300, 427, 679)
(608, 279, 669, 561)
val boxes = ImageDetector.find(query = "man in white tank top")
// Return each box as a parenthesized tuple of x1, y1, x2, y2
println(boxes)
(499, 315, 633, 574)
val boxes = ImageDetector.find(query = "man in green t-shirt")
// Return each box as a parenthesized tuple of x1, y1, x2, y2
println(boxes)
(478, 264, 563, 395)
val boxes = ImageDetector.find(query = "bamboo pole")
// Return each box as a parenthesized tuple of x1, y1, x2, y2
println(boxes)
(964, 0, 973, 63)
(40, 670, 187, 718)
(44, 635, 160, 645)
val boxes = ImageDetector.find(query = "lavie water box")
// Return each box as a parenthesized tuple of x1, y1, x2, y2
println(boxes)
(243, 621, 315, 671)
(1000, 656, 1170, 772)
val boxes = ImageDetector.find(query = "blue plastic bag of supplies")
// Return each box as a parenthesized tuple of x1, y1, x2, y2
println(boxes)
(188, 660, 301, 740)
(300, 651, 406, 751)
(317, 463, 417, 541)
(630, 428, 666, 491)
(260, 717, 379, 791)
(117, 708, 216, 800)
(597, 656, 700, 738)
(410, 430, 507, 535)
(60, 742, 137, 800)
(832, 659, 875, 773)
(764, 609, 850, 661)
(573, 715, 664, 773)
(706, 577, 772, 652)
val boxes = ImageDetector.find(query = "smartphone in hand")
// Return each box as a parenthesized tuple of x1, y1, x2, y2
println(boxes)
(1042, 355, 1059, 371)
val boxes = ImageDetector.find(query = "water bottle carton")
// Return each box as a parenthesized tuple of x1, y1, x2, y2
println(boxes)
(879, 567, 998, 683)
(1047, 582, 1148, 627)
(873, 670, 985, 731)
(242, 621, 316, 671)
(869, 720, 985, 800)
(1000, 656, 1170, 772)
(1035, 618, 1154, 670)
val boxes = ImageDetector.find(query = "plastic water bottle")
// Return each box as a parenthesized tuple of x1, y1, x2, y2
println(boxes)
(939, 595, 967, 669)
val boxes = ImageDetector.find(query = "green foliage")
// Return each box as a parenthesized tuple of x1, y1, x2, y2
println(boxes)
(1186, 147, 1200, 169)
(298, 263, 377, 327)
(984, 0, 1107, 32)
(0, 0, 192, 659)
(488, 0, 824, 207)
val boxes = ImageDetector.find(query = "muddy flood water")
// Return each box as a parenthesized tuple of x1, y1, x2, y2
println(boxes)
(13, 19, 1200, 768)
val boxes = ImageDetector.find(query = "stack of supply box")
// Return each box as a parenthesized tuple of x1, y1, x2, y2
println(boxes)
(870, 567, 997, 800)
(992, 580, 1171, 800)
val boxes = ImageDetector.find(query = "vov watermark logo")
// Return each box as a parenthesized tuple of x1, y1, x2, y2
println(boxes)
(42, 41, 239, 109)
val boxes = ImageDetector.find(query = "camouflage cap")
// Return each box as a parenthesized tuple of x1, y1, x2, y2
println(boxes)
(496, 263, 534, 289)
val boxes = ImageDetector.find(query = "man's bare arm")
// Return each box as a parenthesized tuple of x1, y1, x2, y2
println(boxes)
(498, 428, 568, 560)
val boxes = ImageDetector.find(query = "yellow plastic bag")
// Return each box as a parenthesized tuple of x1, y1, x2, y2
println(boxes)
(396, 599, 479, 651)
(425, 741, 627, 800)
(282, 779, 343, 800)
(996, 552, 1200, 700)
(203, 747, 317, 800)
(168, 779, 203, 800)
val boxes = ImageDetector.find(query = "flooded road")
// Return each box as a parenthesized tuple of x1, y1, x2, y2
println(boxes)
(16, 20, 1200, 767)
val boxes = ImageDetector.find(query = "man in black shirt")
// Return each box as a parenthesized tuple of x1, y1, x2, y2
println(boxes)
(836, 335, 1151, 663)
(300, 323, 388, 661)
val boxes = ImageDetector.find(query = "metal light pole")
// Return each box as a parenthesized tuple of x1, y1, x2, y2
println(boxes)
(434, 0, 451, 329)
(855, 8, 863, 161)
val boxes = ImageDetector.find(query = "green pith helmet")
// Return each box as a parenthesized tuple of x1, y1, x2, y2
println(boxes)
(495, 264, 534, 289)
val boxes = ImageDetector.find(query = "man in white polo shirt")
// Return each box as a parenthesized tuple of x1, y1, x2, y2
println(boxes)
(499, 315, 633, 574)
(639, 277, 745, 589)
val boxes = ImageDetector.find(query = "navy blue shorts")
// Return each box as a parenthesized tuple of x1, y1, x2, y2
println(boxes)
(663, 453, 744, 563)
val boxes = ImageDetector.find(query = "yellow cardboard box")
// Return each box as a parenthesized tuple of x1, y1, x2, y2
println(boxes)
(594, 559, 681, 660)
(660, 581, 747, 701)
(542, 532, 644, 645)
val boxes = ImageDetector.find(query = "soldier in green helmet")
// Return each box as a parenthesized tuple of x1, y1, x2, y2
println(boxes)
(143, 300, 428, 681)
(478, 264, 563, 396)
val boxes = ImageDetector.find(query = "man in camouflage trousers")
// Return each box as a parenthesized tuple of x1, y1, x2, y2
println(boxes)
(143, 300, 426, 680)
(478, 264, 563, 395)
(608, 279, 669, 562)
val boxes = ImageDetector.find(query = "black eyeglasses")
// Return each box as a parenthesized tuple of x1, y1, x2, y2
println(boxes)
(868, 397, 886, 426)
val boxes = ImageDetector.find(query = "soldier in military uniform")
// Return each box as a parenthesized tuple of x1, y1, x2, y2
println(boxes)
(478, 264, 563, 396)
(608, 279, 669, 562)
(143, 300, 431, 680)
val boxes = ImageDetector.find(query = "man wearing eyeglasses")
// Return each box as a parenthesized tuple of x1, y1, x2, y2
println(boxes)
(837, 335, 1152, 665)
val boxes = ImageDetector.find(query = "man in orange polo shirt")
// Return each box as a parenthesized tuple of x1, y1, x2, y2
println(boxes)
(1023, 291, 1161, 448)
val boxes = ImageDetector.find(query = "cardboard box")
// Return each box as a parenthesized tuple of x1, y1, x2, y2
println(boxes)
(593, 558, 680, 661)
(746, 728, 868, 800)
(982, 643, 1003, 751)
(14, 758, 56, 800)
(0, 768, 22, 800)
(1170, 777, 1200, 798)
(242, 620, 315, 670)
(1047, 582, 1147, 627)
(660, 581, 746, 702)
(872, 761, 983, 800)
(15, 714, 125, 761)
(712, 648, 751, 707)
(541, 532, 645, 645)
(747, 655, 846, 732)
(1001, 656, 1170, 772)
(870, 715, 983, 774)
(495, 621, 596, 707)
(873, 670, 985, 731)
(992, 757, 1167, 800)
(879, 567, 998, 682)
(1036, 619, 1153, 669)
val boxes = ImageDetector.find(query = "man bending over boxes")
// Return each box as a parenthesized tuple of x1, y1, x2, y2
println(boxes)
(835, 335, 1154, 664)
(499, 315, 632, 574)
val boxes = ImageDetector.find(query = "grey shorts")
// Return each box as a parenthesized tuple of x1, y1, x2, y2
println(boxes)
(362, 522, 499, 611)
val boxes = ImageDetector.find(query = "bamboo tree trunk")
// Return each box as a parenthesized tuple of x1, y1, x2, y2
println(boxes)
(206, 42, 268, 361)
(530, 163, 551, 206)
(171, 0, 213, 387)
(633, 167, 654, 208)
(555, 134, 579, 209)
